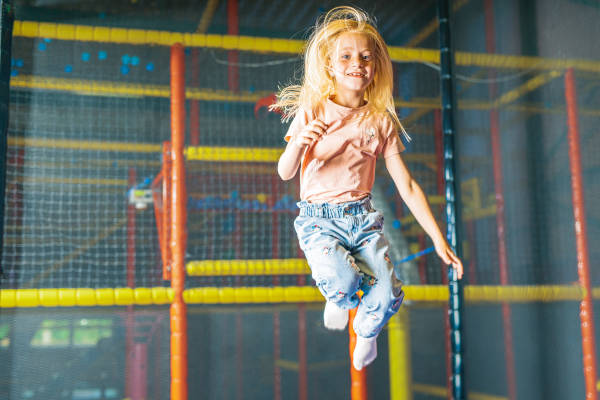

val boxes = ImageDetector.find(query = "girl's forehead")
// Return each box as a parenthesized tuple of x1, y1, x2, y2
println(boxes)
(333, 32, 373, 51)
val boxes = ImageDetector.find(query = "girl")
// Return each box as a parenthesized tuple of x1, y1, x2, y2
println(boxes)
(273, 6, 463, 371)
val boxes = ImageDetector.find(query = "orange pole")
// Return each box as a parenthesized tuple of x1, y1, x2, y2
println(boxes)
(349, 306, 367, 400)
(170, 43, 188, 400)
(565, 68, 598, 400)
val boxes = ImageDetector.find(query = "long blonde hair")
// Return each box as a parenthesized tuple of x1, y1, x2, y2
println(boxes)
(271, 6, 408, 140)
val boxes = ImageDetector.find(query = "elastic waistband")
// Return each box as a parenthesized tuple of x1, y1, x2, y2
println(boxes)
(296, 196, 375, 218)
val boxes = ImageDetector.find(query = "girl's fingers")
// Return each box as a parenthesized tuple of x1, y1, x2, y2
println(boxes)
(310, 119, 328, 130)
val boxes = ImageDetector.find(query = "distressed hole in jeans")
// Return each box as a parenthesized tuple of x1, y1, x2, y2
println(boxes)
(391, 295, 404, 311)
(392, 274, 404, 297)
(368, 312, 381, 321)
(350, 260, 361, 273)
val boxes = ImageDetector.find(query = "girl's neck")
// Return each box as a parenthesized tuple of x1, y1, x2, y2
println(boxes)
(330, 91, 366, 109)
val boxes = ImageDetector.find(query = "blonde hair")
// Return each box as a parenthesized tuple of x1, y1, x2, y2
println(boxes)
(271, 6, 408, 140)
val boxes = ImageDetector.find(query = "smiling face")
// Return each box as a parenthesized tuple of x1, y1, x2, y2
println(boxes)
(328, 32, 375, 106)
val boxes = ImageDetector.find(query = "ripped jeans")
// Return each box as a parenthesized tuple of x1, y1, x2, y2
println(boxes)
(294, 196, 404, 338)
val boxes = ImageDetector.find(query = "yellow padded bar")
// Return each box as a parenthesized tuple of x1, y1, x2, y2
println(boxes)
(8, 136, 161, 153)
(13, 21, 600, 72)
(183, 286, 322, 304)
(413, 383, 508, 400)
(14, 21, 304, 53)
(186, 258, 310, 276)
(10, 75, 271, 103)
(0, 285, 595, 308)
(0, 287, 173, 307)
(185, 146, 283, 162)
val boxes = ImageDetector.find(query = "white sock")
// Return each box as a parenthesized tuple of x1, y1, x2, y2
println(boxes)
(323, 301, 348, 330)
(353, 335, 378, 371)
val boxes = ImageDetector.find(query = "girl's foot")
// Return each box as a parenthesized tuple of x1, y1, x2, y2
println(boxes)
(353, 335, 377, 370)
(323, 301, 348, 330)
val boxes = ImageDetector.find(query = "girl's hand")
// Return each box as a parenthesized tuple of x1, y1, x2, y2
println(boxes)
(292, 119, 328, 148)
(433, 238, 464, 279)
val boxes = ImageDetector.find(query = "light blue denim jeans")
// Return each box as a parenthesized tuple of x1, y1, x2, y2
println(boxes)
(294, 196, 404, 338)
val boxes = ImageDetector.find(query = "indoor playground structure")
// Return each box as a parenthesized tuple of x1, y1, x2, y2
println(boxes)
(0, 0, 599, 399)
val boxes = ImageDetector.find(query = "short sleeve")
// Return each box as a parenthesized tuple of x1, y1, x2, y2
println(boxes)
(284, 108, 310, 143)
(381, 117, 405, 158)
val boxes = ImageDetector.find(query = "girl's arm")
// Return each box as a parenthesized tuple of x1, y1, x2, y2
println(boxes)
(278, 139, 305, 180)
(278, 119, 327, 180)
(384, 152, 464, 278)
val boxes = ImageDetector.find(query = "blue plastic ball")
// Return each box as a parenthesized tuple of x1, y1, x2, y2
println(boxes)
(120, 65, 130, 75)
(146, 62, 154, 71)
(64, 65, 73, 73)
(81, 52, 90, 62)
(131, 56, 140, 66)
(98, 51, 107, 60)
(392, 220, 401, 229)
(10, 69, 18, 77)
(121, 54, 131, 65)
(38, 42, 47, 51)
(15, 59, 24, 68)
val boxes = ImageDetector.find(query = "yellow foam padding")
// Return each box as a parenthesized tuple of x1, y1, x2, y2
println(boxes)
(186, 259, 310, 276)
(13, 21, 600, 72)
(413, 383, 508, 400)
(0, 288, 173, 307)
(0, 285, 595, 308)
(10, 74, 600, 119)
(8, 136, 161, 153)
(388, 310, 412, 400)
(464, 285, 585, 302)
(185, 146, 283, 162)
(14, 21, 304, 54)
(183, 286, 322, 304)
(10, 75, 271, 104)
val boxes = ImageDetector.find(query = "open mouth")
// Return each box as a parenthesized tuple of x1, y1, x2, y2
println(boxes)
(346, 72, 366, 77)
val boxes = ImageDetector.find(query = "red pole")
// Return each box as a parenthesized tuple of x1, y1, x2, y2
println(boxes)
(170, 43, 188, 400)
(565, 68, 598, 400)
(434, 109, 453, 399)
(271, 175, 280, 259)
(236, 313, 243, 400)
(130, 343, 148, 400)
(484, 2, 517, 399)
(349, 306, 367, 400)
(154, 324, 162, 400)
(273, 310, 282, 400)
(298, 303, 308, 400)
(466, 221, 478, 284)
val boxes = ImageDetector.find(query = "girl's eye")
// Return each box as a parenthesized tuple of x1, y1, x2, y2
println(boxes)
(362, 55, 371, 61)
(341, 54, 350, 60)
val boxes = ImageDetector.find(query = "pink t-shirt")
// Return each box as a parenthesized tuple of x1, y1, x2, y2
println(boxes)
(284, 98, 405, 204)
